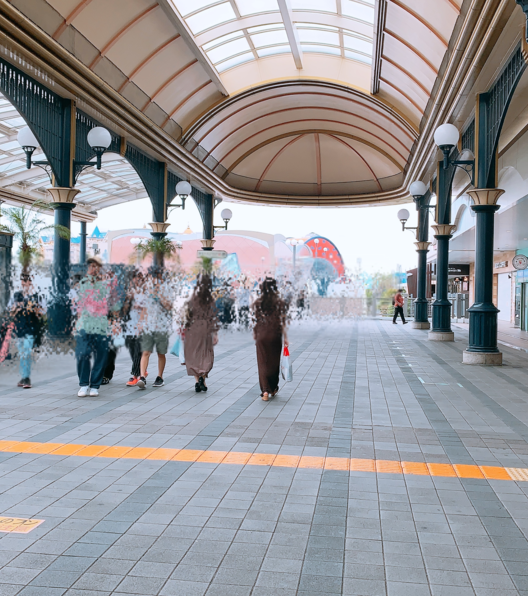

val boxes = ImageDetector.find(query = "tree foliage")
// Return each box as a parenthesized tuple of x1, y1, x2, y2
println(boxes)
(0, 202, 70, 274)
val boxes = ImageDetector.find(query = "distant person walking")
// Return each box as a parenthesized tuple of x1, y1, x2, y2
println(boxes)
(73, 256, 120, 397)
(184, 274, 218, 393)
(253, 278, 289, 401)
(393, 289, 408, 325)
(11, 291, 43, 389)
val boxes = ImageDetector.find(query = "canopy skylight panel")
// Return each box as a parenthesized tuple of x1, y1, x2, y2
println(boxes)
(186, 3, 237, 35)
(206, 37, 252, 64)
(290, 0, 337, 12)
(216, 52, 255, 72)
(341, 0, 374, 23)
(235, 0, 280, 16)
(257, 45, 291, 57)
(250, 29, 289, 48)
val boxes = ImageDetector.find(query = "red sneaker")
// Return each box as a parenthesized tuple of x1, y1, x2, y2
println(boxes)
(126, 376, 138, 386)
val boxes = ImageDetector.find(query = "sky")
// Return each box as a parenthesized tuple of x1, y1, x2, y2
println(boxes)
(0, 109, 420, 275)
(63, 197, 419, 274)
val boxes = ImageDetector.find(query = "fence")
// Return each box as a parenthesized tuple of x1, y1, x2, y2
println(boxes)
(382, 293, 470, 320)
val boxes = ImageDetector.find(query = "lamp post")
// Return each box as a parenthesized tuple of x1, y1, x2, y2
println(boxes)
(410, 180, 432, 329)
(428, 123, 474, 342)
(17, 125, 113, 338)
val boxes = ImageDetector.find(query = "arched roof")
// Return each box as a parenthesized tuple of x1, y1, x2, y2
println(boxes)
(1, 0, 465, 205)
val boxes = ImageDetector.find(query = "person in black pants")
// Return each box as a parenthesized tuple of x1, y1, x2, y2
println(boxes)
(393, 289, 408, 325)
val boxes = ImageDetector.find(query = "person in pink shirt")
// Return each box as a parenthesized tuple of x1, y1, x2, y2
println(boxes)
(393, 289, 408, 325)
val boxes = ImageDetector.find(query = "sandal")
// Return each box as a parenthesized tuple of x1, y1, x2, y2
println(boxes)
(199, 376, 208, 392)
(261, 392, 269, 401)
(195, 382, 202, 393)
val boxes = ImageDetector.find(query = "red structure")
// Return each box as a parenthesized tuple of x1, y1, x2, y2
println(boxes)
(305, 236, 345, 278)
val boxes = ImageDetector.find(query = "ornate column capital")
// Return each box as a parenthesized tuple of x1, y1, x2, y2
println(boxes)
(201, 239, 216, 249)
(431, 224, 457, 237)
(467, 188, 505, 206)
(46, 187, 80, 204)
(415, 241, 431, 252)
(149, 222, 170, 234)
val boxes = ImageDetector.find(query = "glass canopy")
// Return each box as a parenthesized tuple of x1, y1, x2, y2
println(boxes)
(173, 0, 374, 74)
(0, 94, 147, 213)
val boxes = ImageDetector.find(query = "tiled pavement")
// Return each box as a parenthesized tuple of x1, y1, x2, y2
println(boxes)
(1, 320, 528, 595)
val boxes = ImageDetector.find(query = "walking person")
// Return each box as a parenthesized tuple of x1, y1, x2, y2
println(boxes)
(11, 291, 42, 388)
(184, 274, 218, 393)
(393, 288, 408, 325)
(73, 256, 120, 397)
(253, 277, 289, 401)
(123, 270, 144, 386)
(136, 268, 173, 389)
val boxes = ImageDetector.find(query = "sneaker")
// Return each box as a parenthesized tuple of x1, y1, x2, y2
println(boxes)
(137, 377, 146, 389)
(393, 322, 397, 325)
(153, 376, 164, 387)
(101, 377, 110, 385)
(89, 388, 99, 397)
(17, 378, 26, 387)
(78, 386, 89, 397)
(23, 379, 32, 389)
(403, 321, 408, 325)
(126, 376, 138, 386)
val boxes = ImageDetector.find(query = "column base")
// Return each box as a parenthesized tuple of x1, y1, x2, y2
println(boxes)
(462, 350, 502, 366)
(412, 321, 430, 330)
(428, 331, 454, 341)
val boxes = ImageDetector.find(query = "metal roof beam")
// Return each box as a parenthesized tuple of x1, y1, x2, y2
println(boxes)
(157, 0, 229, 96)
(277, 0, 303, 70)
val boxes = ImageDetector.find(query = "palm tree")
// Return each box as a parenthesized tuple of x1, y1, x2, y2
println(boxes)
(133, 237, 177, 269)
(0, 202, 70, 275)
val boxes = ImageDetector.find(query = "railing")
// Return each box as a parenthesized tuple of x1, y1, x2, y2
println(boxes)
(382, 294, 470, 320)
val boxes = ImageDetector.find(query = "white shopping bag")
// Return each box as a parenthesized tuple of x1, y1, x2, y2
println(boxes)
(281, 346, 293, 382)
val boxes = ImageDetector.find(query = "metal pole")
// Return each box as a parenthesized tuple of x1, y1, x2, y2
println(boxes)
(413, 243, 430, 328)
(463, 189, 504, 365)
(79, 221, 87, 264)
(430, 228, 454, 340)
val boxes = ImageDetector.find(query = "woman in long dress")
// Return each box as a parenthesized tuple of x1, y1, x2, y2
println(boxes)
(253, 278, 289, 401)
(184, 274, 218, 393)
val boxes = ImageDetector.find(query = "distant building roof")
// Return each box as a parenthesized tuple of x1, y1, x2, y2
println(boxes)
(91, 226, 106, 238)
(183, 225, 193, 235)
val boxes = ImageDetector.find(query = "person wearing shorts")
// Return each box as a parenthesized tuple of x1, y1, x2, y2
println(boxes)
(136, 270, 173, 389)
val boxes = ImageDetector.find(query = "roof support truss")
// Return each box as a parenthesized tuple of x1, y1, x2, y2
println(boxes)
(277, 0, 303, 70)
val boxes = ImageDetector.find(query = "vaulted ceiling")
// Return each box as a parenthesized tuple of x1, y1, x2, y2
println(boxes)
(0, 0, 471, 206)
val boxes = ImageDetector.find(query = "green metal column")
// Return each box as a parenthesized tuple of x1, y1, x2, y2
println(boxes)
(79, 221, 87, 264)
(464, 189, 504, 365)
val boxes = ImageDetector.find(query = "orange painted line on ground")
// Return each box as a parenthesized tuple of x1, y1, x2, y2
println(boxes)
(173, 450, 203, 462)
(197, 451, 228, 464)
(402, 462, 429, 476)
(122, 447, 158, 459)
(454, 464, 485, 479)
(298, 456, 325, 469)
(376, 460, 403, 474)
(427, 463, 457, 477)
(146, 448, 181, 460)
(0, 441, 526, 481)
(480, 466, 512, 480)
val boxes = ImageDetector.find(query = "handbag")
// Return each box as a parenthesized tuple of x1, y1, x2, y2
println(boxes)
(170, 330, 186, 364)
(281, 346, 293, 382)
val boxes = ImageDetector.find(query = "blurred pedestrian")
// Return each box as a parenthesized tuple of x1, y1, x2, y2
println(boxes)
(253, 277, 289, 401)
(184, 273, 218, 393)
(137, 268, 173, 389)
(11, 291, 43, 388)
(73, 256, 120, 397)
(123, 270, 145, 386)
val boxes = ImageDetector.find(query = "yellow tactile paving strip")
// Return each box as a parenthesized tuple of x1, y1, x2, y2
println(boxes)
(1, 440, 527, 481)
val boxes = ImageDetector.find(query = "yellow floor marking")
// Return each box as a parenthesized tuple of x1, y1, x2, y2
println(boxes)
(0, 440, 526, 481)
(0, 517, 44, 534)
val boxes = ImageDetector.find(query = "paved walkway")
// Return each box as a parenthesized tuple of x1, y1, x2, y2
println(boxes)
(1, 320, 528, 596)
(454, 319, 528, 353)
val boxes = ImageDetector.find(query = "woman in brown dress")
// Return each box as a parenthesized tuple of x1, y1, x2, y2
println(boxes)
(184, 274, 218, 393)
(253, 278, 289, 401)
